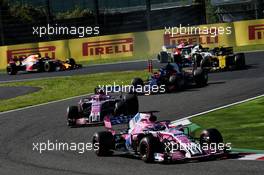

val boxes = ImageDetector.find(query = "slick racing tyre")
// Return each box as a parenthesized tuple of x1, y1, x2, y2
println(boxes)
(44, 61, 55, 72)
(167, 74, 185, 92)
(99, 101, 116, 121)
(139, 135, 159, 163)
(193, 54, 203, 68)
(234, 53, 246, 69)
(66, 106, 79, 126)
(114, 94, 138, 116)
(114, 101, 126, 116)
(66, 58, 76, 66)
(158, 51, 169, 63)
(131, 77, 144, 93)
(6, 63, 17, 75)
(200, 128, 223, 145)
(193, 68, 208, 87)
(131, 77, 144, 87)
(200, 56, 211, 69)
(123, 94, 139, 115)
(92, 131, 114, 156)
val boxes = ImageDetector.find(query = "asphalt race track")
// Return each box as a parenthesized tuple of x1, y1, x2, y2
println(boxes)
(0, 60, 160, 83)
(0, 52, 263, 175)
(0, 86, 41, 100)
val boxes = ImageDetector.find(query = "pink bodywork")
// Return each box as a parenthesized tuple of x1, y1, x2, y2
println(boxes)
(104, 113, 219, 161)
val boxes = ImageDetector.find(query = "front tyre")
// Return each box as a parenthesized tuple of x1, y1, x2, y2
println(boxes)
(66, 106, 79, 126)
(200, 128, 223, 144)
(92, 131, 114, 156)
(167, 74, 185, 92)
(7, 63, 17, 75)
(123, 94, 139, 115)
(139, 135, 158, 163)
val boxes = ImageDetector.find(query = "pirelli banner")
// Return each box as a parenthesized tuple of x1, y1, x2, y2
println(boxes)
(0, 19, 263, 69)
(234, 19, 264, 46)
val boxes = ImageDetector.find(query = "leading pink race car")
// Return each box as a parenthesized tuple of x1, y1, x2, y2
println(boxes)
(92, 112, 230, 163)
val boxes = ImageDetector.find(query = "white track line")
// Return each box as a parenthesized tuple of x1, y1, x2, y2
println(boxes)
(0, 93, 92, 115)
(172, 94, 264, 122)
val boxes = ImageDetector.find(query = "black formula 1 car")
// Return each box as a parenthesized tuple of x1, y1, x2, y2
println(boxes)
(6, 54, 82, 75)
(131, 62, 208, 94)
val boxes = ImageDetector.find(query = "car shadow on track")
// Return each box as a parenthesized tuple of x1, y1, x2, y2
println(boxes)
(207, 81, 226, 85)
(109, 152, 242, 165)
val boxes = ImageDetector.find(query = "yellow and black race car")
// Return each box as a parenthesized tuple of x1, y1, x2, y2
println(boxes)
(192, 46, 246, 71)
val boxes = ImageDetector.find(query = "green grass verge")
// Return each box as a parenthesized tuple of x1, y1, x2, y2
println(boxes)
(0, 70, 150, 112)
(191, 97, 264, 150)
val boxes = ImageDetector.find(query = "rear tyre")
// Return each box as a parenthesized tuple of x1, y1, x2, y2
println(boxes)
(123, 94, 139, 115)
(114, 101, 126, 116)
(234, 53, 246, 69)
(44, 61, 55, 72)
(139, 135, 158, 163)
(193, 54, 203, 67)
(167, 75, 185, 92)
(6, 63, 17, 75)
(200, 57, 211, 69)
(66, 106, 79, 126)
(66, 58, 77, 69)
(193, 68, 208, 87)
(131, 77, 144, 93)
(92, 131, 114, 156)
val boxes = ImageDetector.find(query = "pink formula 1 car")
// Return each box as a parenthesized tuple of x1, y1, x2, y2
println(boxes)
(92, 112, 229, 163)
(66, 93, 138, 127)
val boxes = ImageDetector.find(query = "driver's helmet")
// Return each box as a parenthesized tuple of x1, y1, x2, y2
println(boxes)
(149, 115, 157, 122)
(152, 72, 160, 79)
(98, 89, 105, 95)
(153, 123, 166, 131)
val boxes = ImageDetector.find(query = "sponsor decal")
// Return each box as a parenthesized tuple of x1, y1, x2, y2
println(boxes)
(82, 38, 133, 56)
(248, 24, 264, 40)
(164, 30, 218, 45)
(7, 46, 56, 61)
